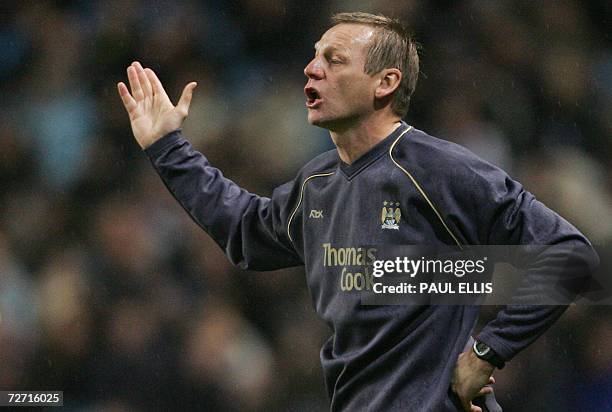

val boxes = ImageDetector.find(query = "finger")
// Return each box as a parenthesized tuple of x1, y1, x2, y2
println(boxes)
(134, 62, 152, 98)
(489, 376, 495, 385)
(176, 82, 197, 116)
(127, 64, 143, 100)
(145, 68, 168, 99)
(117, 82, 136, 111)
(470, 405, 482, 412)
(476, 386, 494, 397)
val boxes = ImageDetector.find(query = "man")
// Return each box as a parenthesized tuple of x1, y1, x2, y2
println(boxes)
(117, 12, 596, 412)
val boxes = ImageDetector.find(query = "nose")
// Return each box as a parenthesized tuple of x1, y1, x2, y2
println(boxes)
(304, 57, 324, 80)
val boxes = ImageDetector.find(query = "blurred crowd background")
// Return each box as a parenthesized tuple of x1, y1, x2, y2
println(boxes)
(1, 0, 611, 411)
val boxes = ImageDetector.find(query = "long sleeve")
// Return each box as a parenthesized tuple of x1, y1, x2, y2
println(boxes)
(439, 150, 599, 362)
(145, 130, 303, 271)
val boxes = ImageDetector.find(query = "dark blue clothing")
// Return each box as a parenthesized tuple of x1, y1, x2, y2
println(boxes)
(145, 122, 596, 411)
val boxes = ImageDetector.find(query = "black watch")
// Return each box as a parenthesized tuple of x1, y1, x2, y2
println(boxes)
(473, 340, 505, 369)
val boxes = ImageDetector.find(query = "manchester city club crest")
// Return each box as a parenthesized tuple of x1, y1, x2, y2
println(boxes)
(381, 201, 401, 230)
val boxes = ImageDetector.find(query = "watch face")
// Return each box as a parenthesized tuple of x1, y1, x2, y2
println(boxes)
(474, 341, 491, 356)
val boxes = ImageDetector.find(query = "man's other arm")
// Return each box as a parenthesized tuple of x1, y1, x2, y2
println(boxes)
(440, 149, 600, 362)
(440, 146, 599, 411)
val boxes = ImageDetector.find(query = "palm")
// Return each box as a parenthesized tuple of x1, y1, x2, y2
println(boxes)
(129, 92, 174, 141)
(118, 62, 197, 149)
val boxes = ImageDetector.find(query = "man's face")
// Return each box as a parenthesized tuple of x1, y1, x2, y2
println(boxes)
(304, 24, 379, 130)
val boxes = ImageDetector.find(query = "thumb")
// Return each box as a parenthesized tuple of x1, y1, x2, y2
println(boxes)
(176, 82, 197, 116)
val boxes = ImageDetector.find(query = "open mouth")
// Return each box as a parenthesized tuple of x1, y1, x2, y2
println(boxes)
(304, 87, 322, 108)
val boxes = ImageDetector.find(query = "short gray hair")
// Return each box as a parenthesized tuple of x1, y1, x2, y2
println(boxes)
(331, 12, 419, 117)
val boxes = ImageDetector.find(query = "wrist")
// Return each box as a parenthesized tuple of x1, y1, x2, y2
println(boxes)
(472, 340, 505, 369)
(468, 349, 496, 374)
(144, 130, 183, 157)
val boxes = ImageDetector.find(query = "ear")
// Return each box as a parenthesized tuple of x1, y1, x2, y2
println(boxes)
(375, 68, 402, 99)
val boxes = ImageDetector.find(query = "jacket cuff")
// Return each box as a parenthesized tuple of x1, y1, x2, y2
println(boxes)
(475, 331, 514, 362)
(144, 129, 184, 158)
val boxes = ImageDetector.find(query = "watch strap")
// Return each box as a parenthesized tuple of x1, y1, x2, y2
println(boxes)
(473, 340, 506, 369)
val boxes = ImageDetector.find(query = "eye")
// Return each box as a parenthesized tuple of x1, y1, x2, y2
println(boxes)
(328, 55, 345, 65)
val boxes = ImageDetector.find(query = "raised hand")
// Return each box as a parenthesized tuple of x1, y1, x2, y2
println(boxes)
(117, 61, 197, 149)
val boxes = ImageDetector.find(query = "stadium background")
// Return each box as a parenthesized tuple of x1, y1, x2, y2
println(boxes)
(0, 1, 611, 410)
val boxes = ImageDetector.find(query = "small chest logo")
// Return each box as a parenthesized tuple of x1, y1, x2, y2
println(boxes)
(309, 209, 324, 219)
(381, 201, 401, 230)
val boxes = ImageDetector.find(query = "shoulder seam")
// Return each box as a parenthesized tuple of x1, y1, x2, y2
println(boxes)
(388, 127, 464, 249)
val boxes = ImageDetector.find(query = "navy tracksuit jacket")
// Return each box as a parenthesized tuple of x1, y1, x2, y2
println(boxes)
(145, 122, 597, 411)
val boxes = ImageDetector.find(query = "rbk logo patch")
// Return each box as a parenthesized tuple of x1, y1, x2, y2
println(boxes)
(309, 210, 324, 219)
